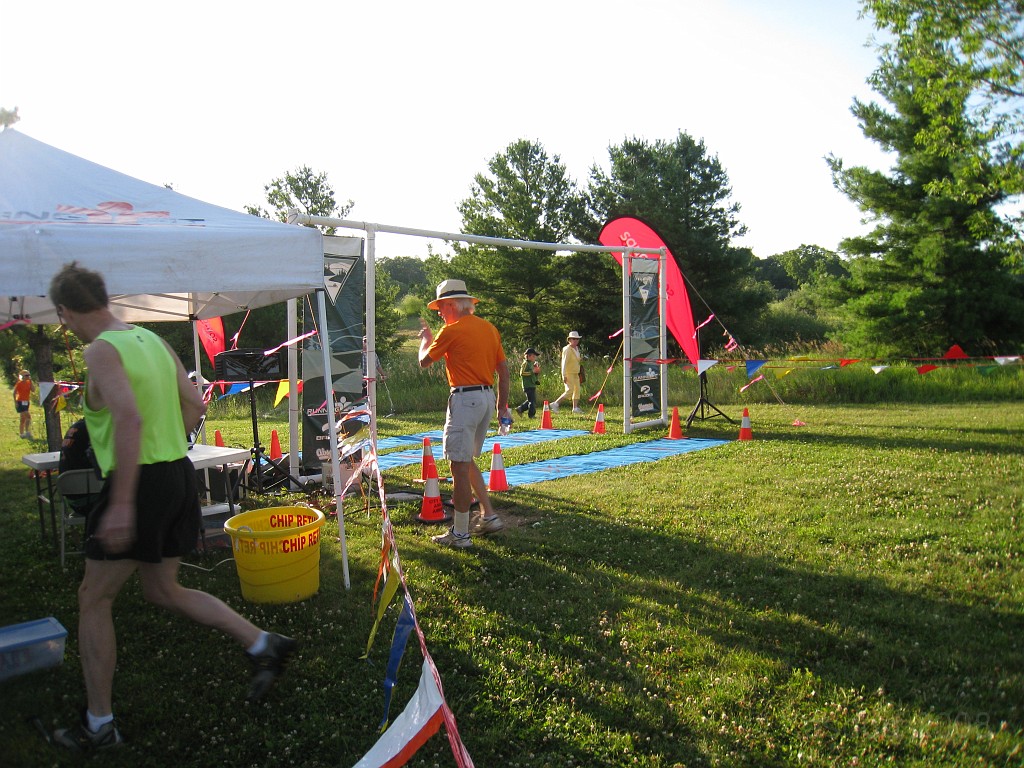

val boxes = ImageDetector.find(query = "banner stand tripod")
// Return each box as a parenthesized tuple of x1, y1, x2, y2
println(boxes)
(685, 331, 734, 429)
(215, 349, 305, 493)
(686, 371, 733, 428)
(241, 375, 306, 492)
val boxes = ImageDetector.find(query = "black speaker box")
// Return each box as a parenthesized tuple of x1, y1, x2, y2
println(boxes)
(196, 466, 241, 502)
(214, 349, 286, 382)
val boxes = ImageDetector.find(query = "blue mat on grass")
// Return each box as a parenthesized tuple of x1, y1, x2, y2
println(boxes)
(376, 431, 443, 451)
(376, 429, 588, 470)
(482, 437, 730, 487)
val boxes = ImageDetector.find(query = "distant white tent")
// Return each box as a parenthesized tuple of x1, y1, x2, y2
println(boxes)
(0, 128, 323, 324)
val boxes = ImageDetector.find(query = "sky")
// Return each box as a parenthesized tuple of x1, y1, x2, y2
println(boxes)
(2, 0, 890, 261)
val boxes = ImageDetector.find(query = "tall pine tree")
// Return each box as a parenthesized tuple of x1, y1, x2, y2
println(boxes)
(451, 139, 590, 350)
(587, 132, 771, 349)
(829, 40, 1024, 355)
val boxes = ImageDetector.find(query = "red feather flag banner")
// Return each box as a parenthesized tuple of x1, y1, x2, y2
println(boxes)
(598, 217, 699, 367)
(196, 317, 226, 369)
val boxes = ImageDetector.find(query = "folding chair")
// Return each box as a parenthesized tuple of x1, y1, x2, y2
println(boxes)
(55, 469, 104, 568)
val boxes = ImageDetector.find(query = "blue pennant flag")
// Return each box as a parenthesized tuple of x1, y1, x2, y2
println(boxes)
(378, 595, 417, 732)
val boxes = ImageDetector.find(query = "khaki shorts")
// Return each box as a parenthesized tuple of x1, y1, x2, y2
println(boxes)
(443, 389, 495, 463)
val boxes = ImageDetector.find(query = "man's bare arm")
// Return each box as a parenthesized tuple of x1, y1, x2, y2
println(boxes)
(83, 340, 141, 551)
(162, 338, 207, 431)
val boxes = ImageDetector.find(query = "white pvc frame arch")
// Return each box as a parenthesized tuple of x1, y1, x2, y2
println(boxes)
(288, 212, 668, 579)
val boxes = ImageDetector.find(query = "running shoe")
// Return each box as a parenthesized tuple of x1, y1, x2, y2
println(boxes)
(471, 515, 504, 535)
(247, 633, 298, 702)
(432, 527, 473, 548)
(53, 712, 123, 752)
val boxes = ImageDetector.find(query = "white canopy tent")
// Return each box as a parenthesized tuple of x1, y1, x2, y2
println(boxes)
(1, 129, 357, 587)
(0, 128, 323, 324)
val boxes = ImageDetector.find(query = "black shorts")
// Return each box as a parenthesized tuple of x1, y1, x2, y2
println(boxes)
(85, 457, 201, 563)
(15, 400, 29, 413)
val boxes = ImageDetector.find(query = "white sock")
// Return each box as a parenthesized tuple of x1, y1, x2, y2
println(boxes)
(247, 631, 270, 655)
(453, 510, 470, 537)
(86, 711, 114, 732)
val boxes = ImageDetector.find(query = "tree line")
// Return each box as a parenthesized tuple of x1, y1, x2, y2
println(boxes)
(5, 0, 1022, 408)
(339, 0, 1024, 360)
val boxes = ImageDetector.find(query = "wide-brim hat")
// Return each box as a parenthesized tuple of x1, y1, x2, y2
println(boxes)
(19, 369, 29, 376)
(567, 331, 582, 340)
(427, 279, 479, 310)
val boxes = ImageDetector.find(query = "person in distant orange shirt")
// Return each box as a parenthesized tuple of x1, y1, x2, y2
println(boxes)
(419, 279, 511, 548)
(13, 369, 34, 440)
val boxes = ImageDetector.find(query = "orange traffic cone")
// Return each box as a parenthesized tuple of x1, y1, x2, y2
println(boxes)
(416, 450, 449, 523)
(668, 406, 685, 440)
(214, 429, 225, 447)
(540, 401, 554, 430)
(738, 408, 753, 441)
(592, 403, 606, 434)
(269, 429, 283, 460)
(418, 437, 439, 483)
(487, 443, 509, 492)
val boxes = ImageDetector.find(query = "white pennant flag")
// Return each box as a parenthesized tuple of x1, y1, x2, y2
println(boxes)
(38, 381, 56, 405)
(353, 660, 448, 768)
(697, 359, 718, 376)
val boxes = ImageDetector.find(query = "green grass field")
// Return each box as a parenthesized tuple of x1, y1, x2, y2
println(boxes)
(0, 377, 1021, 766)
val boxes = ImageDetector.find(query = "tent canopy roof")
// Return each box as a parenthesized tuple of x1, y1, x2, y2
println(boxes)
(0, 129, 323, 323)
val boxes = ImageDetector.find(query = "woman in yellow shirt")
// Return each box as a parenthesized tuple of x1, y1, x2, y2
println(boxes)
(551, 331, 583, 414)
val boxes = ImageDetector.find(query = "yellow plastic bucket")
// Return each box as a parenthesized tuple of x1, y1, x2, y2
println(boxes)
(224, 506, 326, 603)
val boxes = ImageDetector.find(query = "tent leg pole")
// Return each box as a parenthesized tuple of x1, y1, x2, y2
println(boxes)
(318, 289, 350, 590)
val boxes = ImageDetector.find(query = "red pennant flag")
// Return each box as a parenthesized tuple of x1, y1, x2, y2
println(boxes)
(943, 344, 969, 360)
(839, 359, 860, 367)
(917, 364, 938, 375)
(196, 317, 226, 369)
(740, 374, 764, 392)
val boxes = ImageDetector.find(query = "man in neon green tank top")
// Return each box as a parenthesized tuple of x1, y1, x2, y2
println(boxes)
(48, 262, 297, 752)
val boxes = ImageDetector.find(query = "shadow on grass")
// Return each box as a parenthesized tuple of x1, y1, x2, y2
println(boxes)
(736, 422, 1024, 458)
(392, 482, 1022, 766)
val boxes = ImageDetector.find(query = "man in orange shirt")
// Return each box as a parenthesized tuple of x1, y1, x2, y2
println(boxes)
(419, 279, 511, 548)
(14, 369, 34, 439)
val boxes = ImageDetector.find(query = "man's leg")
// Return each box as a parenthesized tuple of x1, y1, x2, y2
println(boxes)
(138, 558, 295, 701)
(449, 460, 475, 519)
(431, 460, 474, 547)
(76, 559, 138, 718)
(138, 558, 261, 646)
(467, 462, 494, 517)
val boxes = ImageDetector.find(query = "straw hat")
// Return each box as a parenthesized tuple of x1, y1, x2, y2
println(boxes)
(427, 279, 479, 310)
(567, 331, 582, 340)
